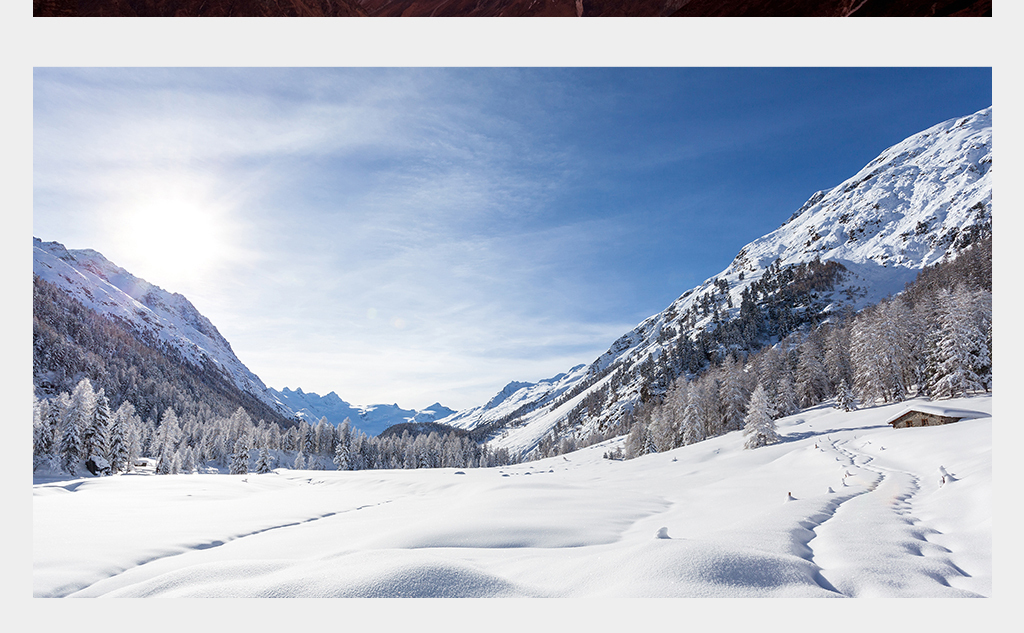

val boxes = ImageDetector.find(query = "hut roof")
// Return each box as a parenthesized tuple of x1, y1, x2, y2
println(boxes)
(883, 402, 987, 426)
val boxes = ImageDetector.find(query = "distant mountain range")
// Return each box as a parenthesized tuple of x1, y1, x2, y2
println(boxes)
(269, 387, 456, 436)
(434, 106, 992, 456)
(34, 0, 991, 16)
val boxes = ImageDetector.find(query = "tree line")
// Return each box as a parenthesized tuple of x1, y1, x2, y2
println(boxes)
(33, 379, 518, 478)
(540, 237, 991, 461)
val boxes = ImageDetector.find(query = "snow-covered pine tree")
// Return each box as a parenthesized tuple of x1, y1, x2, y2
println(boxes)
(230, 434, 250, 475)
(823, 323, 853, 394)
(774, 374, 798, 418)
(337, 418, 353, 448)
(743, 383, 780, 450)
(156, 442, 173, 474)
(125, 415, 142, 472)
(46, 393, 68, 461)
(851, 300, 914, 406)
(86, 389, 112, 463)
(154, 407, 181, 464)
(796, 338, 829, 409)
(834, 378, 856, 411)
(623, 421, 649, 459)
(293, 451, 306, 470)
(183, 446, 197, 474)
(67, 377, 96, 463)
(58, 399, 83, 475)
(302, 421, 315, 457)
(106, 402, 131, 473)
(33, 395, 52, 461)
(228, 407, 254, 445)
(681, 388, 707, 446)
(928, 286, 992, 399)
(315, 417, 333, 456)
(718, 356, 750, 433)
(255, 446, 274, 474)
(647, 406, 677, 453)
(333, 441, 351, 470)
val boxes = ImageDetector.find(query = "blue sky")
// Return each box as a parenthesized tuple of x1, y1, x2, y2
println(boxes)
(33, 67, 992, 411)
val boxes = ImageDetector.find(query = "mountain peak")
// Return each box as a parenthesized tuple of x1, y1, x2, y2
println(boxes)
(444, 107, 993, 457)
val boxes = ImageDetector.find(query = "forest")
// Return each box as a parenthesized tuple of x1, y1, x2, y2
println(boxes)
(33, 237, 991, 477)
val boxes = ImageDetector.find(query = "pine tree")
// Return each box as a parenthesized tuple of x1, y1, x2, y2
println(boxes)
(681, 389, 706, 446)
(333, 441, 351, 470)
(928, 287, 992, 399)
(46, 393, 68, 460)
(796, 339, 829, 408)
(293, 451, 306, 470)
(33, 396, 51, 460)
(851, 300, 913, 406)
(743, 383, 780, 450)
(230, 435, 250, 475)
(255, 446, 274, 474)
(719, 356, 750, 433)
(86, 389, 112, 461)
(58, 401, 83, 475)
(126, 416, 142, 472)
(823, 324, 853, 394)
(774, 375, 798, 418)
(106, 402, 131, 473)
(624, 422, 649, 459)
(648, 407, 677, 453)
(154, 408, 181, 463)
(67, 378, 96, 463)
(183, 446, 197, 474)
(302, 422, 316, 457)
(834, 379, 856, 412)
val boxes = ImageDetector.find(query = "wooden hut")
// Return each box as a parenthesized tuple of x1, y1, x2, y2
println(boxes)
(886, 408, 963, 429)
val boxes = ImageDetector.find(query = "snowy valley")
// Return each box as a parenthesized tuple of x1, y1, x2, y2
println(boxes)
(32, 107, 994, 600)
(34, 394, 991, 598)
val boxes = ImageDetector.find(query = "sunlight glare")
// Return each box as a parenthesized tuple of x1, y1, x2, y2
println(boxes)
(112, 195, 234, 290)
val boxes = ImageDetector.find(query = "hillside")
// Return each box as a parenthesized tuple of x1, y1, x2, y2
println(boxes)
(442, 107, 992, 457)
(33, 238, 291, 424)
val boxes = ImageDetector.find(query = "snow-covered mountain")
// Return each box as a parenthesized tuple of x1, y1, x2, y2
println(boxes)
(33, 238, 457, 434)
(269, 387, 455, 436)
(444, 107, 992, 457)
(33, 238, 291, 418)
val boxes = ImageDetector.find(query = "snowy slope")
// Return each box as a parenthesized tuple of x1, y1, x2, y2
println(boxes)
(33, 394, 991, 598)
(444, 107, 993, 456)
(33, 238, 289, 416)
(439, 364, 589, 431)
(270, 387, 455, 436)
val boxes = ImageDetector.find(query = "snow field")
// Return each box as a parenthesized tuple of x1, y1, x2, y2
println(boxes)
(34, 395, 990, 599)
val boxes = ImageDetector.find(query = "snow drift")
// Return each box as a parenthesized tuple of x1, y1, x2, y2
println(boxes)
(33, 394, 990, 598)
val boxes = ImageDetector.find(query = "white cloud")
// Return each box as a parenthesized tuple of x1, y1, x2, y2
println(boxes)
(34, 69, 643, 411)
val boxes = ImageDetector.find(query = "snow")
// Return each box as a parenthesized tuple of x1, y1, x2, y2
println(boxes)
(34, 394, 991, 600)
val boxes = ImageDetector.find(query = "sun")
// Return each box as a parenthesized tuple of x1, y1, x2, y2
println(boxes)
(110, 193, 235, 291)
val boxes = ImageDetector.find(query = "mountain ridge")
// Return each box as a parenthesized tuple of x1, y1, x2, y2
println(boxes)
(441, 106, 992, 457)
(270, 386, 456, 436)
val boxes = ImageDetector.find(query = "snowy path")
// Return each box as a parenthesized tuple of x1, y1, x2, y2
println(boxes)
(805, 437, 983, 597)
